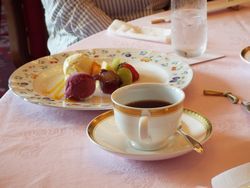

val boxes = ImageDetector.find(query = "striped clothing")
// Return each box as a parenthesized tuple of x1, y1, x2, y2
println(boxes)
(41, 0, 170, 54)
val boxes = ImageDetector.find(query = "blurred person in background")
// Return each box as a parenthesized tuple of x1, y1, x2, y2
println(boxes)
(41, 0, 170, 54)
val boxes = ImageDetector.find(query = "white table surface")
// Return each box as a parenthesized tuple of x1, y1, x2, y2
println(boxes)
(0, 4, 250, 188)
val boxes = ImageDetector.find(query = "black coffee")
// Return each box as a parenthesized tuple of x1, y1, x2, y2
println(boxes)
(126, 100, 172, 108)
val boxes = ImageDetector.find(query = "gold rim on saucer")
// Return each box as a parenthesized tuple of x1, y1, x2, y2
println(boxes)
(86, 109, 212, 161)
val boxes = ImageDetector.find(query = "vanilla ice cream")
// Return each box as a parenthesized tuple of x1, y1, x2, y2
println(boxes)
(63, 53, 93, 79)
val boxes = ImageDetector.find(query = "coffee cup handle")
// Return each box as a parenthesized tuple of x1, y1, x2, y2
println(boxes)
(139, 116, 151, 141)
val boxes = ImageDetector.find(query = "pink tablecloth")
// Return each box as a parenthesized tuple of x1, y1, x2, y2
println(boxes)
(0, 5, 250, 188)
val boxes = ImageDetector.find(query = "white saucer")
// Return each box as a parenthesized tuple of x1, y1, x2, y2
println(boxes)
(86, 109, 212, 161)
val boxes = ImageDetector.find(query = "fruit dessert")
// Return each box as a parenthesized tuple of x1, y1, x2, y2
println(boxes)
(65, 73, 96, 101)
(94, 58, 140, 94)
(94, 69, 121, 94)
(64, 54, 139, 101)
(63, 53, 101, 78)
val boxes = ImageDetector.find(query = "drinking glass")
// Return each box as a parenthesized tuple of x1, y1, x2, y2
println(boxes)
(171, 0, 207, 58)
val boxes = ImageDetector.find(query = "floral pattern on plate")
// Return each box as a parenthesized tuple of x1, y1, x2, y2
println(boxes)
(9, 48, 193, 110)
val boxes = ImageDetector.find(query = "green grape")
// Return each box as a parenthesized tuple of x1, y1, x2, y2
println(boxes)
(111, 58, 122, 71)
(105, 64, 114, 71)
(102, 61, 114, 71)
(117, 67, 133, 86)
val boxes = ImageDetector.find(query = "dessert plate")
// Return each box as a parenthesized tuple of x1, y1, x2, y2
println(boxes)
(87, 109, 212, 161)
(9, 48, 193, 110)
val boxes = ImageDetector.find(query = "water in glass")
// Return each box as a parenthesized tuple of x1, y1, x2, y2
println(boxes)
(171, 9, 207, 58)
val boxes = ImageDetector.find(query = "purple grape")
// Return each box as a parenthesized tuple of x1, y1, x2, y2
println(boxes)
(95, 69, 121, 94)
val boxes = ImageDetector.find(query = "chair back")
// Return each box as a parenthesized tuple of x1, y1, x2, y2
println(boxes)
(3, 0, 49, 68)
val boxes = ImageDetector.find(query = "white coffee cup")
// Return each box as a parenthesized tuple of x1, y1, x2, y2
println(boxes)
(111, 83, 185, 151)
